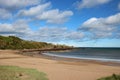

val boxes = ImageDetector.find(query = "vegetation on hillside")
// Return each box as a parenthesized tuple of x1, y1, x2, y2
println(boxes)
(97, 74, 120, 80)
(0, 65, 48, 80)
(0, 35, 72, 49)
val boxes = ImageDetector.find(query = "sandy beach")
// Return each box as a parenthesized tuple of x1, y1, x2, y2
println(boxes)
(0, 50, 120, 80)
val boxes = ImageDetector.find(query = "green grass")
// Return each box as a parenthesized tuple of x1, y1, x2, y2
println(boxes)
(98, 74, 120, 80)
(0, 35, 72, 49)
(0, 65, 48, 80)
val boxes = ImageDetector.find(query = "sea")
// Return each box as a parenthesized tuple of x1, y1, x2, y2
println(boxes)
(43, 47, 120, 62)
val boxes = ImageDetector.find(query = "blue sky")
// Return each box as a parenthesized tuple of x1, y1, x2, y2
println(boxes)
(0, 0, 120, 47)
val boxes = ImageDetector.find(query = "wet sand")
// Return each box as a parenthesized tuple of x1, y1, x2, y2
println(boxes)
(0, 50, 120, 80)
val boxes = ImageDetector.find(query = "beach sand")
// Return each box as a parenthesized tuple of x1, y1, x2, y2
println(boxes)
(0, 50, 120, 80)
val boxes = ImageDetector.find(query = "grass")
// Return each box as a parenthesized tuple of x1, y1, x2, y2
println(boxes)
(98, 74, 120, 80)
(0, 65, 48, 80)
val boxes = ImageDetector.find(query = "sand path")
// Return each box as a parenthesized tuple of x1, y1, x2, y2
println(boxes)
(0, 50, 120, 80)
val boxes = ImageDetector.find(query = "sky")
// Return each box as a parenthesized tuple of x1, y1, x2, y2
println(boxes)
(0, 0, 120, 47)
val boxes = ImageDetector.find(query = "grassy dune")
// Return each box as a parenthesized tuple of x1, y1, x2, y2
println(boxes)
(98, 74, 120, 80)
(0, 65, 48, 80)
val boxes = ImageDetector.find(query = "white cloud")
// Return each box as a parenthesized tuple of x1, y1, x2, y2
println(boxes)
(0, 0, 41, 10)
(0, 20, 32, 37)
(118, 3, 120, 10)
(0, 8, 12, 19)
(35, 27, 68, 41)
(0, 23, 13, 32)
(18, 2, 51, 17)
(0, 21, 84, 42)
(31, 27, 84, 42)
(0, 0, 42, 20)
(36, 9, 73, 24)
(75, 0, 111, 9)
(17, 2, 73, 24)
(79, 13, 120, 39)
(65, 31, 84, 41)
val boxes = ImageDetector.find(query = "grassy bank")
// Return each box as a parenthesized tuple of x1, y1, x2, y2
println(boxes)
(0, 35, 72, 49)
(0, 65, 48, 80)
(98, 74, 120, 80)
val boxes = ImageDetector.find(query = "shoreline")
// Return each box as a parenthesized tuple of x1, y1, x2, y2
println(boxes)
(42, 53, 120, 67)
(42, 52, 120, 63)
(20, 51, 120, 67)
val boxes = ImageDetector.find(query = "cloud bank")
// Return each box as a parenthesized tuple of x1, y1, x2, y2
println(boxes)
(0, 20, 31, 37)
(0, 22, 84, 42)
(79, 13, 120, 39)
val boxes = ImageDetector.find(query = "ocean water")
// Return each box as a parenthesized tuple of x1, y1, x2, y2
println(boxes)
(43, 48, 120, 62)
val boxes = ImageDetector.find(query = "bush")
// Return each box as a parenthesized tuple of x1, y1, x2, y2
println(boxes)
(98, 74, 120, 80)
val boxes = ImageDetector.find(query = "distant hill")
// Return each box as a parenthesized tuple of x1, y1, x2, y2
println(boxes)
(0, 35, 73, 49)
